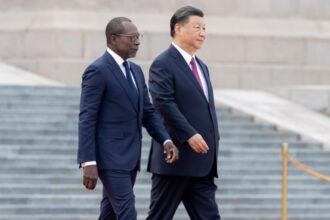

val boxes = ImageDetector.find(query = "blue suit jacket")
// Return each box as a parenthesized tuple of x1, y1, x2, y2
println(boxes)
(78, 51, 170, 171)
(147, 45, 220, 177)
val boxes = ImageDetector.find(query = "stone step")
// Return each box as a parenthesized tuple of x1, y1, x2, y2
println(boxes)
(3, 154, 330, 167)
(218, 168, 329, 176)
(0, 101, 79, 108)
(0, 115, 77, 121)
(0, 95, 79, 102)
(0, 85, 79, 95)
(0, 131, 299, 142)
(0, 137, 77, 146)
(0, 215, 99, 220)
(0, 125, 274, 135)
(2, 134, 298, 143)
(0, 109, 77, 117)
(0, 141, 320, 150)
(4, 142, 315, 152)
(0, 104, 79, 111)
(220, 141, 321, 148)
(0, 114, 251, 124)
(3, 194, 330, 205)
(0, 174, 327, 185)
(0, 147, 320, 161)
(0, 120, 274, 130)
(1, 144, 289, 153)
(1, 204, 330, 215)
(0, 126, 288, 137)
(0, 129, 78, 136)
(3, 162, 330, 173)
(0, 178, 325, 187)
(6, 145, 328, 159)
(0, 165, 327, 176)
(0, 107, 227, 114)
(0, 108, 233, 118)
(0, 105, 230, 113)
(219, 216, 330, 220)
(2, 214, 330, 220)
(0, 115, 246, 123)
(220, 132, 299, 140)
(0, 140, 316, 150)
(2, 183, 330, 192)
(220, 142, 321, 150)
(219, 123, 277, 131)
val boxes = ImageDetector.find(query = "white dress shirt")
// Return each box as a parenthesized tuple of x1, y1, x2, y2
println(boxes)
(171, 42, 209, 101)
(107, 48, 138, 89)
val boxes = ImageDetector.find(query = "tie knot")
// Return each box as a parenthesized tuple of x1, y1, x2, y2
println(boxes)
(123, 60, 129, 68)
(123, 61, 131, 77)
(190, 57, 196, 65)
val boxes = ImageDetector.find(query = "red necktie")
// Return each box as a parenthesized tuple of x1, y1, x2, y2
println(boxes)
(190, 57, 203, 90)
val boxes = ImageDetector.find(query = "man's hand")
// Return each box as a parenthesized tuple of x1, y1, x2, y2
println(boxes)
(83, 165, 98, 190)
(187, 133, 209, 154)
(164, 141, 179, 163)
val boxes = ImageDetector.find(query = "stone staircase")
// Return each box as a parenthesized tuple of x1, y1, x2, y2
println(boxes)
(1, 85, 330, 220)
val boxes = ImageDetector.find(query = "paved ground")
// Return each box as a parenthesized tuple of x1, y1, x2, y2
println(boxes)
(0, 62, 61, 86)
(214, 89, 330, 150)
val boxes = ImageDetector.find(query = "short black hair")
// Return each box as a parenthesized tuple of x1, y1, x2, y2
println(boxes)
(105, 17, 132, 44)
(170, 6, 204, 37)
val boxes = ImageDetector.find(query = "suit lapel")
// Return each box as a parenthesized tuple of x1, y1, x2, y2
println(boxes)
(102, 52, 139, 113)
(130, 64, 142, 96)
(169, 46, 208, 103)
(130, 64, 143, 114)
(196, 57, 213, 103)
(195, 57, 217, 123)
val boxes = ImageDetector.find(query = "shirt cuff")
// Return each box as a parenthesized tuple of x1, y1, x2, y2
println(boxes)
(163, 139, 172, 146)
(81, 161, 97, 167)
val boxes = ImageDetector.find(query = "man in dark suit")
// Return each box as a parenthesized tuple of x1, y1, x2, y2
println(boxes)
(77, 17, 178, 220)
(147, 6, 221, 220)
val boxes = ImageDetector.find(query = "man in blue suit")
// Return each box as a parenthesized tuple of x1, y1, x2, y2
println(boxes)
(77, 17, 178, 220)
(147, 6, 221, 220)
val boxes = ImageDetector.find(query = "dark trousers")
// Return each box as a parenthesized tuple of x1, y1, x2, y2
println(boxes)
(98, 169, 137, 220)
(147, 174, 220, 220)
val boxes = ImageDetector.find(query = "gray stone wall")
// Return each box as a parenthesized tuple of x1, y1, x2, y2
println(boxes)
(1, 0, 330, 19)
(0, 0, 330, 88)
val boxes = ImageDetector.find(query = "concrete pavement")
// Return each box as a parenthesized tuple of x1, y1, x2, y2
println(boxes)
(0, 61, 61, 86)
(215, 89, 330, 150)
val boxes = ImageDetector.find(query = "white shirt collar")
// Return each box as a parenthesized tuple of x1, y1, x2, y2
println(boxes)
(107, 47, 126, 66)
(171, 42, 195, 65)
(171, 43, 209, 100)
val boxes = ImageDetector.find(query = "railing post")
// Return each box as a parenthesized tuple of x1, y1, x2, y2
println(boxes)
(281, 143, 288, 220)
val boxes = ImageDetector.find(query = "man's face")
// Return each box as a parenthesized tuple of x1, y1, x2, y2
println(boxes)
(111, 21, 140, 60)
(175, 16, 206, 53)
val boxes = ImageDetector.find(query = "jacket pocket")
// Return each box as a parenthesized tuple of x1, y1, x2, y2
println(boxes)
(109, 130, 125, 139)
